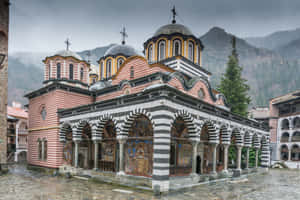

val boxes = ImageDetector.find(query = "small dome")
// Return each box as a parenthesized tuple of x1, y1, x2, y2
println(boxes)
(55, 50, 82, 60)
(154, 23, 193, 37)
(89, 64, 98, 75)
(89, 80, 111, 91)
(104, 44, 138, 57)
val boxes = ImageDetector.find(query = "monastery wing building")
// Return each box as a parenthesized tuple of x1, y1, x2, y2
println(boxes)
(25, 13, 270, 192)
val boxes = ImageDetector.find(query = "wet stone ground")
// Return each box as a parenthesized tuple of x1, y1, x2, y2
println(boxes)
(0, 165, 300, 200)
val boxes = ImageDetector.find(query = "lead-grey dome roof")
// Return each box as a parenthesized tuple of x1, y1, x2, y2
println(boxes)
(55, 50, 82, 60)
(104, 44, 138, 57)
(154, 23, 193, 36)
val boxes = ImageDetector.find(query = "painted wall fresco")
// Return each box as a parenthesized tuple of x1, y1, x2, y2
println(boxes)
(125, 115, 153, 177)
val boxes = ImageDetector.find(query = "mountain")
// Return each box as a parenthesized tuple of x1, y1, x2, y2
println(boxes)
(276, 38, 300, 60)
(201, 27, 300, 107)
(7, 29, 300, 107)
(7, 45, 113, 106)
(245, 28, 300, 50)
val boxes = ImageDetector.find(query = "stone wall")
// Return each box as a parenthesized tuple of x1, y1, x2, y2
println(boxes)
(0, 0, 9, 165)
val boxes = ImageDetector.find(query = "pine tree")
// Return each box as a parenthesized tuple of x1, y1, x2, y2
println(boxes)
(217, 36, 251, 117)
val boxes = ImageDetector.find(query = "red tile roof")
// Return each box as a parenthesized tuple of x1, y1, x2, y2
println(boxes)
(7, 106, 28, 119)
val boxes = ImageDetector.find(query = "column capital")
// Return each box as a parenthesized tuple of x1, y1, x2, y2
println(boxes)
(118, 138, 127, 144)
(93, 140, 101, 144)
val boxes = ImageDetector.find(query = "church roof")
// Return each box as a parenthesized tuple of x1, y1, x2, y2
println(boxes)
(103, 44, 138, 57)
(54, 50, 83, 60)
(154, 23, 193, 37)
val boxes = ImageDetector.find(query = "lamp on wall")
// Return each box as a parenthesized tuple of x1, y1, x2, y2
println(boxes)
(0, 54, 6, 69)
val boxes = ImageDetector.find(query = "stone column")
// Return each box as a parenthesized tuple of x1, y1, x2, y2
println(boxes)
(74, 141, 79, 168)
(246, 147, 250, 169)
(288, 148, 291, 161)
(223, 144, 229, 172)
(93, 141, 99, 170)
(255, 148, 259, 168)
(117, 139, 126, 175)
(236, 145, 242, 171)
(211, 144, 217, 174)
(41, 140, 45, 161)
(191, 141, 199, 175)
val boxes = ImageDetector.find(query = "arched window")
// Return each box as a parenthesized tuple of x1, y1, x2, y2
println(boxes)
(69, 64, 73, 80)
(38, 139, 42, 160)
(281, 132, 289, 142)
(281, 119, 289, 130)
(130, 66, 134, 78)
(173, 40, 181, 56)
(44, 140, 47, 161)
(100, 61, 104, 80)
(117, 58, 124, 69)
(158, 40, 166, 61)
(106, 59, 112, 78)
(56, 63, 61, 79)
(280, 145, 289, 161)
(148, 44, 153, 62)
(80, 67, 84, 81)
(291, 145, 300, 161)
(188, 41, 194, 61)
(198, 46, 201, 65)
(293, 117, 300, 128)
(292, 131, 300, 142)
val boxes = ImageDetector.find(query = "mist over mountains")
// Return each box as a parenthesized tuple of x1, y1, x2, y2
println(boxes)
(8, 27, 300, 108)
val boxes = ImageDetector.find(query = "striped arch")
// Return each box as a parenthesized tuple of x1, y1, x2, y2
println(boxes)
(120, 108, 154, 138)
(200, 119, 219, 144)
(74, 119, 91, 141)
(230, 127, 243, 146)
(93, 114, 117, 141)
(252, 133, 260, 149)
(243, 131, 252, 147)
(219, 123, 230, 145)
(260, 135, 270, 167)
(174, 110, 198, 141)
(59, 122, 73, 142)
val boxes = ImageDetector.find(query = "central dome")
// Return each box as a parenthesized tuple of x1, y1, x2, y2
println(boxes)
(55, 50, 82, 60)
(154, 23, 193, 37)
(104, 44, 138, 57)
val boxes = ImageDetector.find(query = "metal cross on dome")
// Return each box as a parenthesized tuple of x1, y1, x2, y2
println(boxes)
(171, 5, 177, 24)
(65, 38, 71, 51)
(120, 27, 128, 45)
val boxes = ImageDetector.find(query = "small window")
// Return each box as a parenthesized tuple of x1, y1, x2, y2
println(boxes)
(41, 107, 47, 120)
(92, 77, 96, 84)
(148, 44, 153, 62)
(100, 61, 104, 80)
(188, 41, 194, 61)
(198, 88, 205, 99)
(69, 64, 73, 80)
(44, 140, 47, 161)
(106, 59, 112, 78)
(158, 40, 166, 61)
(130, 66, 134, 78)
(117, 58, 124, 69)
(38, 140, 42, 160)
(173, 40, 181, 56)
(198, 46, 201, 65)
(57, 63, 61, 79)
(80, 67, 84, 81)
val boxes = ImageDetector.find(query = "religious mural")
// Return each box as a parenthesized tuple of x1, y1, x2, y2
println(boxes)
(63, 131, 73, 165)
(125, 115, 153, 177)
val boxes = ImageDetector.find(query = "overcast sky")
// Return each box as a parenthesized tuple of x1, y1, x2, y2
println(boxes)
(9, 0, 300, 53)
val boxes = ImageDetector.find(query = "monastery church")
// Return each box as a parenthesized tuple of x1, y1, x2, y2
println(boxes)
(25, 8, 270, 192)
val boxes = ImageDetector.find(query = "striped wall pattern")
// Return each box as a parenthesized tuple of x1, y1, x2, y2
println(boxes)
(73, 119, 90, 141)
(231, 128, 243, 145)
(120, 108, 155, 139)
(260, 136, 270, 167)
(202, 120, 219, 144)
(243, 131, 252, 147)
(252, 133, 261, 149)
(92, 114, 117, 141)
(59, 122, 72, 142)
(174, 110, 199, 142)
(220, 125, 230, 145)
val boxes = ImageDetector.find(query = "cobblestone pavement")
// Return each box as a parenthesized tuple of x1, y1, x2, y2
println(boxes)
(0, 166, 300, 200)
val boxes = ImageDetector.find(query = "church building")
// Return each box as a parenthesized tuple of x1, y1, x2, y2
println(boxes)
(26, 8, 270, 192)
